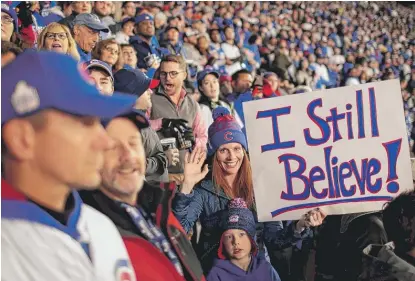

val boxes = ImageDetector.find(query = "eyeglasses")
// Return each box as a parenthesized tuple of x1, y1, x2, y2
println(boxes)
(45, 32, 68, 40)
(160, 70, 185, 79)
(1, 15, 13, 24)
(104, 46, 119, 54)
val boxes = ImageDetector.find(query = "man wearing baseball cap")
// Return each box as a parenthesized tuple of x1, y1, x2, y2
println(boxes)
(1, 51, 137, 281)
(1, 3, 18, 42)
(72, 13, 110, 63)
(84, 59, 114, 96)
(130, 13, 167, 69)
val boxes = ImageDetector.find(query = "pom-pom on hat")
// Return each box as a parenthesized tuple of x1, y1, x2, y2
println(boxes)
(207, 106, 247, 156)
(217, 198, 258, 259)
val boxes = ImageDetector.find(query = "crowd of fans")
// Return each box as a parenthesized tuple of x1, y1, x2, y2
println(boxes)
(1, 1, 415, 281)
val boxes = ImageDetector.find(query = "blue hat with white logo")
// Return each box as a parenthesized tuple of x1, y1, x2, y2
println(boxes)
(1, 51, 136, 125)
(73, 13, 109, 32)
(197, 69, 219, 87)
(135, 13, 154, 24)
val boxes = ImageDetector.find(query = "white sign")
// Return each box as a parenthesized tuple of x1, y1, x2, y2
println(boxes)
(243, 80, 413, 221)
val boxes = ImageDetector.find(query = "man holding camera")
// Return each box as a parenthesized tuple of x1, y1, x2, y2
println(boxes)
(149, 54, 207, 184)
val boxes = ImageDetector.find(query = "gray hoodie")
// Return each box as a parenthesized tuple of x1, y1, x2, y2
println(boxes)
(359, 242, 415, 281)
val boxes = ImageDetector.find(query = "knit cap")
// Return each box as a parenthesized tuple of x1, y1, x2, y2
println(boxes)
(217, 198, 257, 259)
(207, 106, 247, 156)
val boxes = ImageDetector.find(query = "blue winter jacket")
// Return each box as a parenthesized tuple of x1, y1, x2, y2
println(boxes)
(172, 178, 311, 272)
(207, 255, 281, 281)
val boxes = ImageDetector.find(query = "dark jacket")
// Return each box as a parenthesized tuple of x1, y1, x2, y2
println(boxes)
(58, 11, 78, 29)
(172, 177, 312, 273)
(207, 255, 281, 281)
(314, 213, 388, 281)
(129, 35, 168, 69)
(359, 243, 415, 281)
(141, 126, 169, 183)
(80, 182, 205, 281)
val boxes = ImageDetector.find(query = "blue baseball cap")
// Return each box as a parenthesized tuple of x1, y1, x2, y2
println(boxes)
(197, 69, 219, 86)
(1, 51, 136, 125)
(114, 69, 159, 98)
(73, 13, 109, 32)
(121, 17, 135, 27)
(84, 59, 114, 81)
(1, 3, 18, 32)
(135, 13, 154, 25)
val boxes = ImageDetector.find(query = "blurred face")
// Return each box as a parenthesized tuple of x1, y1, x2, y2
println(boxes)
(265, 75, 279, 92)
(160, 61, 186, 96)
(72, 1, 92, 14)
(123, 2, 136, 17)
(210, 30, 221, 43)
(135, 89, 153, 110)
(222, 229, 252, 260)
(216, 143, 244, 175)
(1, 12, 14, 41)
(233, 73, 253, 94)
(224, 27, 235, 41)
(89, 69, 113, 96)
(44, 25, 69, 54)
(94, 1, 112, 17)
(74, 25, 99, 52)
(122, 46, 137, 68)
(197, 36, 209, 51)
(101, 118, 146, 202)
(200, 74, 220, 101)
(28, 110, 113, 189)
(166, 28, 179, 44)
(122, 20, 135, 36)
(100, 43, 119, 66)
(138, 20, 155, 37)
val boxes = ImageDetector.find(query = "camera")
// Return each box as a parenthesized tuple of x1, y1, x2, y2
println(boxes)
(162, 126, 194, 151)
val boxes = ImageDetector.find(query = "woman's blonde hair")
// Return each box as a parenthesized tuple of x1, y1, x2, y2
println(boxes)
(212, 150, 255, 208)
(92, 39, 124, 71)
(37, 22, 81, 62)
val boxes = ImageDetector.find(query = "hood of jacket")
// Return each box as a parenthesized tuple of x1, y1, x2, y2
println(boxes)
(209, 255, 272, 280)
(360, 242, 415, 281)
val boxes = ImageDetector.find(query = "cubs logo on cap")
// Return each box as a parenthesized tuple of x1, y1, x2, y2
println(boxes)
(229, 215, 239, 223)
(11, 81, 40, 115)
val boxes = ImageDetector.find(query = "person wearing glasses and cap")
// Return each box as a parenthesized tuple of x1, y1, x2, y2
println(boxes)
(1, 51, 137, 281)
(1, 3, 18, 42)
(72, 13, 110, 63)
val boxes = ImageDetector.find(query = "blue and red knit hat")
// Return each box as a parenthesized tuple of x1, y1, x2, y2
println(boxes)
(207, 106, 247, 156)
(217, 198, 258, 259)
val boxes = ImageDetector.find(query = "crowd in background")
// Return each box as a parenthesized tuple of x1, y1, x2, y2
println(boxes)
(1, 1, 415, 281)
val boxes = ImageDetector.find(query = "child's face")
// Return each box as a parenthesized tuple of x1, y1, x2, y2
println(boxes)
(222, 229, 252, 260)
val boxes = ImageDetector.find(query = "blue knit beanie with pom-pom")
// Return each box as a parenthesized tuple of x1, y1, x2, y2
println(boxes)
(207, 106, 248, 155)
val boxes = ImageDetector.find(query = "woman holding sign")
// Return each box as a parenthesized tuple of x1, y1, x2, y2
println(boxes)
(173, 106, 326, 274)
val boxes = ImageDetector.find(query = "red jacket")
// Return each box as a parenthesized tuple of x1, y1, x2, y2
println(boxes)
(80, 182, 206, 281)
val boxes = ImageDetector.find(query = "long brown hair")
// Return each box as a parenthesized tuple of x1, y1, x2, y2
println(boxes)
(212, 150, 254, 208)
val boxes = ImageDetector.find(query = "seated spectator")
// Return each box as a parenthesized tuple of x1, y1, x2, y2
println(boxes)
(92, 1, 117, 34)
(72, 13, 109, 63)
(264, 72, 283, 96)
(359, 190, 415, 281)
(207, 199, 281, 281)
(79, 109, 205, 281)
(114, 69, 170, 183)
(59, 1, 92, 28)
(121, 1, 136, 21)
(221, 25, 244, 76)
(1, 40, 22, 67)
(208, 28, 226, 71)
(227, 69, 253, 104)
(115, 17, 135, 45)
(149, 54, 207, 184)
(2, 51, 137, 281)
(197, 69, 232, 134)
(121, 44, 138, 70)
(84, 59, 114, 96)
(173, 106, 326, 273)
(92, 38, 123, 71)
(37, 22, 80, 61)
(219, 75, 233, 97)
(160, 25, 182, 55)
(1, 4, 18, 42)
(182, 29, 207, 77)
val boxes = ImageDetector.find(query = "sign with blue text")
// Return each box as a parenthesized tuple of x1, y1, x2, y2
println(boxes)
(243, 80, 413, 221)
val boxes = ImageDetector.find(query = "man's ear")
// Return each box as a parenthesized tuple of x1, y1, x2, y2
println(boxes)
(73, 25, 79, 36)
(2, 119, 37, 161)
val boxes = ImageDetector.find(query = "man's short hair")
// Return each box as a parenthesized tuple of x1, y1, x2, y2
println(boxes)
(160, 54, 187, 71)
(1, 41, 22, 56)
(120, 44, 135, 50)
(232, 69, 251, 82)
(122, 1, 134, 8)
(383, 189, 415, 253)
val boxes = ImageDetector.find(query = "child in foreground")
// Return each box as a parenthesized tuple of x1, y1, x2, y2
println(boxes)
(207, 198, 281, 281)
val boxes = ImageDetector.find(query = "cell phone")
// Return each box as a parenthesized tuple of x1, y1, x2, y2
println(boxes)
(160, 138, 177, 151)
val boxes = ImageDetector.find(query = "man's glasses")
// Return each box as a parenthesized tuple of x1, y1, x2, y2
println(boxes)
(160, 70, 185, 79)
(45, 32, 68, 40)
(1, 15, 13, 24)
